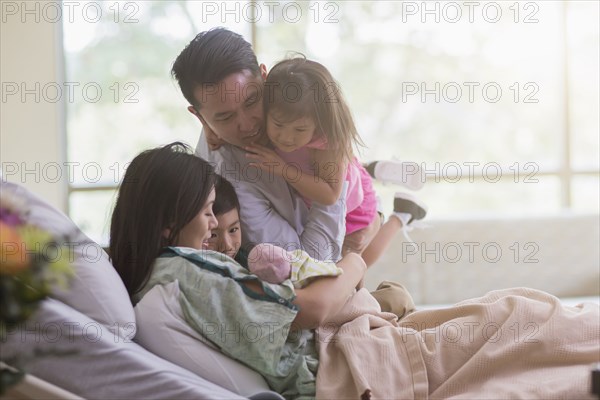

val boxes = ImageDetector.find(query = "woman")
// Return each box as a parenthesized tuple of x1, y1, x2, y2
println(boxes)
(110, 143, 598, 400)
(110, 142, 366, 398)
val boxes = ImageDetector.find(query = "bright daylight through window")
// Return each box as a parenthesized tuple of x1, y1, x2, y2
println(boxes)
(62, 1, 599, 245)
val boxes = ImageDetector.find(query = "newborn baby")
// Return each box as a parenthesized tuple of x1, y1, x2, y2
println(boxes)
(247, 243, 342, 288)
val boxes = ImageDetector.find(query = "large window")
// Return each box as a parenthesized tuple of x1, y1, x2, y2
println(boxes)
(63, 1, 599, 245)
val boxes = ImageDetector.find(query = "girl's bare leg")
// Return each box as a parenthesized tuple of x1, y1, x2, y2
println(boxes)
(361, 215, 403, 267)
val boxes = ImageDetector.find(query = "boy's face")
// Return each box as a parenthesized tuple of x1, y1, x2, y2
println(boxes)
(206, 208, 242, 259)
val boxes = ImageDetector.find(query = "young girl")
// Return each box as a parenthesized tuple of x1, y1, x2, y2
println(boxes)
(246, 56, 427, 266)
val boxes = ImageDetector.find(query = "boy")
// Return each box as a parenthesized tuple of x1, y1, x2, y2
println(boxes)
(206, 176, 343, 288)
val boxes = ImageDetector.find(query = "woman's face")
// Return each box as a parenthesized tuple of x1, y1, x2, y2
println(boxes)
(175, 188, 218, 250)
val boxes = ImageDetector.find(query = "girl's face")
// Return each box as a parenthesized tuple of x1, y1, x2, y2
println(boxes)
(206, 208, 242, 259)
(266, 113, 316, 153)
(175, 188, 218, 250)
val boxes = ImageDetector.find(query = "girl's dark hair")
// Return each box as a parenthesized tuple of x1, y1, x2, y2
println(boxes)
(171, 27, 261, 108)
(109, 142, 217, 299)
(213, 175, 240, 217)
(263, 55, 364, 162)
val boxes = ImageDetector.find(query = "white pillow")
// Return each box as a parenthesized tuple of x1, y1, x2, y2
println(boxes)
(1, 181, 135, 339)
(2, 298, 249, 400)
(134, 281, 271, 396)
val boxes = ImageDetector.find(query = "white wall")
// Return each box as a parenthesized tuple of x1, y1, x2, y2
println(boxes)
(1, 9, 67, 212)
(366, 214, 600, 303)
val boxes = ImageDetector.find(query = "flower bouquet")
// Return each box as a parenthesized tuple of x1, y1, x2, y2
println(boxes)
(0, 189, 73, 393)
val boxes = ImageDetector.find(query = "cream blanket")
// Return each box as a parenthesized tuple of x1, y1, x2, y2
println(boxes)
(316, 287, 599, 399)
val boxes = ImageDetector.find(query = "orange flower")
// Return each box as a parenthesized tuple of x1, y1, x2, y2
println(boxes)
(0, 221, 28, 275)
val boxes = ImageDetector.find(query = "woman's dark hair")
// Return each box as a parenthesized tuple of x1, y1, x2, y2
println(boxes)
(171, 27, 260, 108)
(109, 142, 217, 299)
(263, 55, 364, 163)
(213, 175, 240, 217)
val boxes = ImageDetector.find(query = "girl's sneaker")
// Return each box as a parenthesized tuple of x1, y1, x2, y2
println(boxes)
(392, 192, 427, 224)
(389, 192, 428, 242)
(365, 160, 425, 191)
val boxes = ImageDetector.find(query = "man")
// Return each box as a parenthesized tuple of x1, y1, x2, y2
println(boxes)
(171, 27, 381, 261)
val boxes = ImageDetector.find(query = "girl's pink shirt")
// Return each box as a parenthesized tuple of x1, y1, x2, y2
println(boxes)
(273, 134, 364, 214)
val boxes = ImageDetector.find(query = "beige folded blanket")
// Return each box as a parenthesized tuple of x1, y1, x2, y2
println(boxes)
(316, 287, 599, 399)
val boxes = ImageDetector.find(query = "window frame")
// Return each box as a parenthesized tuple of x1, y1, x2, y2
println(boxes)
(64, 0, 598, 220)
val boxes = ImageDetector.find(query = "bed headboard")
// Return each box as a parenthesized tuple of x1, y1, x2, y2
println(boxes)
(365, 213, 600, 305)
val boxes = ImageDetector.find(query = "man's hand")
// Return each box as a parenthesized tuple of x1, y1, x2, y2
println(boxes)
(342, 213, 381, 255)
(205, 124, 226, 151)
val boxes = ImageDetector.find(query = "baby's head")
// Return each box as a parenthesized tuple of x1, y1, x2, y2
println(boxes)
(205, 176, 242, 259)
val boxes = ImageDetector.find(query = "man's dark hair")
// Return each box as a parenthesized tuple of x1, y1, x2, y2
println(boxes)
(213, 175, 240, 217)
(171, 27, 260, 108)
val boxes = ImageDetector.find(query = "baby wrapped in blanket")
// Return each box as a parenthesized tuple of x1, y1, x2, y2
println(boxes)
(247, 243, 342, 288)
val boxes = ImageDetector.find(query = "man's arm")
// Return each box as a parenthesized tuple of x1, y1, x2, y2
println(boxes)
(342, 214, 381, 255)
(299, 187, 347, 261)
(234, 178, 346, 262)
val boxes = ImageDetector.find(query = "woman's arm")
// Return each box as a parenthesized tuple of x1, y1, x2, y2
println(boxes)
(239, 252, 365, 330)
(291, 252, 366, 330)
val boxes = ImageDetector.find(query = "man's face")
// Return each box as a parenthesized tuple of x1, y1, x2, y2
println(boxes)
(190, 68, 267, 148)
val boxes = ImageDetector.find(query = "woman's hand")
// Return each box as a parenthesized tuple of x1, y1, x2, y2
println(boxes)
(245, 144, 286, 177)
(291, 252, 367, 330)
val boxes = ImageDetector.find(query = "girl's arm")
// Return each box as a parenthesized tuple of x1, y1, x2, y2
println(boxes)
(290, 252, 366, 330)
(299, 148, 346, 205)
(246, 145, 346, 205)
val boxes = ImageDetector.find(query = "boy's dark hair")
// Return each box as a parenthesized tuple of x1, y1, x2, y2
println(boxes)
(171, 27, 260, 108)
(213, 175, 240, 217)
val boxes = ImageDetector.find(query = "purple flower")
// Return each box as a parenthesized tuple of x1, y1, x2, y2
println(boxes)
(0, 207, 23, 226)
